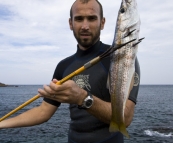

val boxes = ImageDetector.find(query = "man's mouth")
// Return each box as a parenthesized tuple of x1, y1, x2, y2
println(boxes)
(80, 33, 91, 38)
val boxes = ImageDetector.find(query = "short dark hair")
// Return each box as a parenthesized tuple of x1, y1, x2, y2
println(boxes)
(70, 0, 103, 19)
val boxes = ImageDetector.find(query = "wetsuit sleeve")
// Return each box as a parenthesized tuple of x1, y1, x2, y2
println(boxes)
(128, 58, 140, 104)
(43, 98, 61, 107)
(43, 55, 75, 107)
(43, 63, 62, 107)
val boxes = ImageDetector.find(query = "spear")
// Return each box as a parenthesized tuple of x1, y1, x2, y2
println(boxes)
(0, 39, 136, 122)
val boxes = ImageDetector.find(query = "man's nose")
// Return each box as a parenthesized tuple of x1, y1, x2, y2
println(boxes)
(81, 19, 89, 30)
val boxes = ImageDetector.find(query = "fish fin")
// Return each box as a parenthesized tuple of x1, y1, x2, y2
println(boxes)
(109, 122, 130, 138)
(119, 123, 130, 138)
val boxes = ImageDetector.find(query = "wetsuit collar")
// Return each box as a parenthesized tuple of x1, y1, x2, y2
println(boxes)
(75, 40, 101, 59)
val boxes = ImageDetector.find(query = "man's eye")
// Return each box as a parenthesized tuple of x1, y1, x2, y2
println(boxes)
(75, 17, 83, 21)
(88, 16, 97, 21)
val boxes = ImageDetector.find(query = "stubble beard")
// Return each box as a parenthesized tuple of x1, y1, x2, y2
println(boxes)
(73, 26, 101, 50)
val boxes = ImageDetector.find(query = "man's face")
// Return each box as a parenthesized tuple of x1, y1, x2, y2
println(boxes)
(69, 0, 105, 50)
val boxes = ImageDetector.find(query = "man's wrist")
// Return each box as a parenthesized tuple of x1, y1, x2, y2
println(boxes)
(78, 91, 94, 109)
(78, 89, 88, 106)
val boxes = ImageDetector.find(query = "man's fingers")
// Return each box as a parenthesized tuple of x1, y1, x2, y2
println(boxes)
(38, 88, 48, 97)
(38, 80, 78, 103)
(38, 85, 55, 97)
(52, 79, 58, 83)
(49, 80, 68, 92)
(43, 85, 55, 94)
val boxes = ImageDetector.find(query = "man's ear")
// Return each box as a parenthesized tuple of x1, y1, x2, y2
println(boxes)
(69, 18, 73, 30)
(101, 17, 106, 30)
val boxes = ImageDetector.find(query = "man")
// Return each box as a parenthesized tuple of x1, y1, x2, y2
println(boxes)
(0, 0, 140, 142)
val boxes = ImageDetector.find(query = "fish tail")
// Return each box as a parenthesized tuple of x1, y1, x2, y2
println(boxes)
(109, 122, 130, 138)
(120, 123, 130, 138)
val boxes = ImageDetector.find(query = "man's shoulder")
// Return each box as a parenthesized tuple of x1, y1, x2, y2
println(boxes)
(53, 54, 76, 80)
(100, 41, 111, 49)
(58, 54, 75, 66)
(97, 41, 111, 57)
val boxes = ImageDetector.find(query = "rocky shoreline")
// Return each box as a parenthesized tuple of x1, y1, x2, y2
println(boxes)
(0, 82, 18, 87)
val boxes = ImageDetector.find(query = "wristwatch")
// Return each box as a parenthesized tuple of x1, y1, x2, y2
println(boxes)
(78, 91, 94, 109)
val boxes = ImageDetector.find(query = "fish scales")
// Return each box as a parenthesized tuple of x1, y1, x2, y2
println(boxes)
(108, 0, 141, 138)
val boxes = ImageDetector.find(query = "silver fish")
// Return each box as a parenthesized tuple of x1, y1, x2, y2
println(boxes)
(107, 0, 141, 138)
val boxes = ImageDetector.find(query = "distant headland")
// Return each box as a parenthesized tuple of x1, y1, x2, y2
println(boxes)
(0, 82, 18, 87)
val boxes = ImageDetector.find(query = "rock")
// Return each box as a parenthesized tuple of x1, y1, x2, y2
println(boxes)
(0, 82, 7, 87)
(0, 82, 18, 87)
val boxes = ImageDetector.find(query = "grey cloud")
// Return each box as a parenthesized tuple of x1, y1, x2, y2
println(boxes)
(0, 0, 172, 84)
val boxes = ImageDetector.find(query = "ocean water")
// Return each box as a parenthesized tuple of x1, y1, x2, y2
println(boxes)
(0, 85, 172, 143)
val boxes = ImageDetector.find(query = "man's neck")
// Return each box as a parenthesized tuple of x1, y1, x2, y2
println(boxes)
(78, 44, 89, 51)
(78, 39, 100, 51)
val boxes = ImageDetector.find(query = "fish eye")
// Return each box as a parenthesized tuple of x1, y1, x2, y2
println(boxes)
(120, 8, 125, 13)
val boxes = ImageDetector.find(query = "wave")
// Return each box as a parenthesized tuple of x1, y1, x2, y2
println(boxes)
(144, 129, 173, 138)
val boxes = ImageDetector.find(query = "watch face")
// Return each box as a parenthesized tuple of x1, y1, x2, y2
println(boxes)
(86, 99, 93, 107)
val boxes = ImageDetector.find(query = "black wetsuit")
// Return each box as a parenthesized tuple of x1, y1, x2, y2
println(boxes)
(44, 40, 140, 143)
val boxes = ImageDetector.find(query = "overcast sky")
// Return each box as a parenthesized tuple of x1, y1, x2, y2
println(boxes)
(0, 0, 172, 85)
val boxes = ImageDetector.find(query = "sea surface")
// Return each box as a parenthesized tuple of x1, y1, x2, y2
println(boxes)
(0, 85, 173, 143)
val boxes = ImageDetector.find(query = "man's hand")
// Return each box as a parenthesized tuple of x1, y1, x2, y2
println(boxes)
(38, 79, 87, 105)
(38, 79, 135, 127)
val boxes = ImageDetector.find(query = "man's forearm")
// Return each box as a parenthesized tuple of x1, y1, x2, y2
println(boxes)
(87, 96, 135, 126)
(0, 101, 57, 129)
(87, 96, 112, 124)
(0, 107, 46, 129)
(124, 100, 135, 127)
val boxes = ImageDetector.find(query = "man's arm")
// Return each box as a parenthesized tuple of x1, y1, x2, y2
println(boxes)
(86, 95, 135, 127)
(38, 79, 135, 127)
(0, 101, 57, 129)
